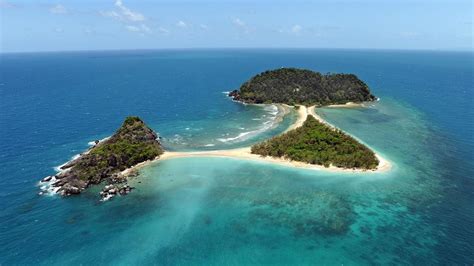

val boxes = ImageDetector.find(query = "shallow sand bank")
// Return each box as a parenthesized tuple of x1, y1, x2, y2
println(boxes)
(326, 102, 366, 108)
(157, 105, 391, 173)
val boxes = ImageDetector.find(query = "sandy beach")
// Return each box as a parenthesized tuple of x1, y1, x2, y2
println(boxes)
(309, 106, 391, 172)
(45, 103, 391, 195)
(157, 105, 392, 173)
(283, 104, 308, 132)
(326, 102, 366, 108)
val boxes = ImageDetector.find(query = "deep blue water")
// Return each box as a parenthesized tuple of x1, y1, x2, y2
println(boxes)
(0, 49, 472, 265)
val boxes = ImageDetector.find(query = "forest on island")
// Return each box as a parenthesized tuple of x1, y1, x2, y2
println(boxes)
(230, 68, 376, 105)
(251, 115, 379, 170)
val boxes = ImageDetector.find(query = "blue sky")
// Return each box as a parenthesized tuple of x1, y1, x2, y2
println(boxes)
(0, 0, 472, 52)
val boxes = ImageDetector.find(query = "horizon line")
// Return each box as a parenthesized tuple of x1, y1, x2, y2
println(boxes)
(1, 47, 473, 55)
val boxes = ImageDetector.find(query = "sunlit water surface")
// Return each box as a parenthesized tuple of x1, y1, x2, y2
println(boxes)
(0, 49, 472, 265)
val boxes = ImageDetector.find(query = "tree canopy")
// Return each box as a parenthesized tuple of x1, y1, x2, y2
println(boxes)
(61, 116, 163, 183)
(251, 115, 379, 170)
(229, 68, 376, 105)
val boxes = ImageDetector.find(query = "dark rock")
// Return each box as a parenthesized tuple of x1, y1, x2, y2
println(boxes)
(228, 90, 241, 101)
(60, 160, 78, 170)
(53, 179, 66, 186)
(42, 176, 53, 182)
(61, 184, 81, 196)
(108, 155, 117, 167)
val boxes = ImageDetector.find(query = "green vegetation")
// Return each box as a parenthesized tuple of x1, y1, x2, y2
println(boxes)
(251, 115, 379, 169)
(65, 116, 163, 183)
(229, 68, 376, 105)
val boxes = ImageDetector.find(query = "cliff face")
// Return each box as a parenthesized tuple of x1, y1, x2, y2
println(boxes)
(229, 68, 376, 105)
(45, 116, 163, 196)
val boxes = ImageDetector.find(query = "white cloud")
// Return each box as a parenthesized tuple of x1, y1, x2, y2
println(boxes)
(114, 0, 145, 22)
(176, 20, 187, 28)
(232, 18, 253, 34)
(100, 10, 121, 19)
(50, 4, 67, 14)
(199, 24, 209, 30)
(101, 0, 152, 36)
(233, 18, 245, 27)
(277, 25, 303, 35)
(291, 24, 302, 34)
(400, 31, 420, 38)
(125, 24, 152, 34)
(158, 27, 170, 34)
(0, 0, 17, 8)
(125, 25, 140, 32)
(100, 0, 145, 22)
(140, 24, 151, 33)
(84, 28, 95, 35)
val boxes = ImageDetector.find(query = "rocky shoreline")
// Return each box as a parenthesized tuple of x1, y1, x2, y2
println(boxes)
(39, 116, 163, 200)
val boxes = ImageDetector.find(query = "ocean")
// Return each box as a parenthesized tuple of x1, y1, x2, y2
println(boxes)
(0, 49, 472, 265)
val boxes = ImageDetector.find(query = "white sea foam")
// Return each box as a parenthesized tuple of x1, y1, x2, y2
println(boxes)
(217, 104, 283, 143)
(88, 136, 110, 146)
(217, 131, 253, 142)
(101, 194, 114, 202)
(264, 104, 279, 116)
(53, 164, 66, 172)
(38, 176, 60, 196)
(166, 134, 188, 145)
(53, 153, 80, 172)
(43, 136, 112, 196)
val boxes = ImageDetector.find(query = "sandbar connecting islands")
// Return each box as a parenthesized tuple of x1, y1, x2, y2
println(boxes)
(39, 68, 392, 199)
(159, 105, 391, 173)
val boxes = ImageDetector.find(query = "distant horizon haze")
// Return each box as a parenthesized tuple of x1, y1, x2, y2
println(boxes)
(0, 0, 472, 53)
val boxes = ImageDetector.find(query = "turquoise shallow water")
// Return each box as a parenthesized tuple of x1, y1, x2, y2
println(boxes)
(0, 49, 472, 264)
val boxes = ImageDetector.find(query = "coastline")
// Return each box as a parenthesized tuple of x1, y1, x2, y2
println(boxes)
(157, 105, 391, 173)
(42, 102, 392, 196)
(309, 105, 391, 172)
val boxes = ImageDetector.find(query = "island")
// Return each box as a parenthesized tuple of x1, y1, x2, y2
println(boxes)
(41, 117, 163, 198)
(229, 68, 376, 105)
(226, 68, 380, 170)
(40, 68, 390, 200)
(251, 115, 379, 169)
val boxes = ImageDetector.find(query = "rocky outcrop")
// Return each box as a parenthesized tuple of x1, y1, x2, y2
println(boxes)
(100, 184, 134, 201)
(40, 116, 163, 198)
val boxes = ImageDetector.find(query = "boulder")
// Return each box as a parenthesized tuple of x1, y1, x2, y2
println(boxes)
(61, 184, 81, 196)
